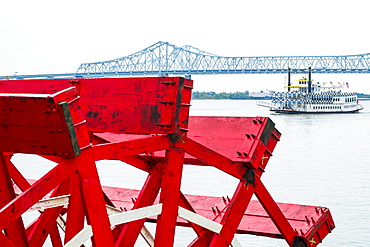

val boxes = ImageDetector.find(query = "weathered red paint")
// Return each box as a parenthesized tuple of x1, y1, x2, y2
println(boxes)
(27, 180, 69, 247)
(155, 147, 185, 247)
(209, 180, 256, 247)
(0, 77, 334, 247)
(115, 162, 163, 247)
(0, 153, 29, 247)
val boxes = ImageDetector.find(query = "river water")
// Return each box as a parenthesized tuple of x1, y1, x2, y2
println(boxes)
(12, 100, 370, 246)
(187, 99, 370, 247)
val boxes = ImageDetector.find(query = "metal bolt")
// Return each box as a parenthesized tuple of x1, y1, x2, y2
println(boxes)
(305, 215, 310, 224)
(183, 84, 193, 89)
(156, 123, 171, 128)
(44, 108, 57, 114)
(161, 81, 175, 85)
(68, 80, 80, 84)
(159, 101, 173, 105)
(215, 206, 221, 214)
(222, 196, 227, 205)
(212, 207, 216, 215)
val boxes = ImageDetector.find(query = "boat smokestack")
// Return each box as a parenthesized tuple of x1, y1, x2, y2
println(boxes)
(308, 67, 312, 93)
(287, 67, 291, 92)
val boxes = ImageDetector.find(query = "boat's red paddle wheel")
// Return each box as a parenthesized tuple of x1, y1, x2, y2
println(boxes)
(0, 77, 334, 247)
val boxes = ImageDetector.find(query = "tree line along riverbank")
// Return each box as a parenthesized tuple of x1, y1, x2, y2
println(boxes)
(192, 91, 370, 100)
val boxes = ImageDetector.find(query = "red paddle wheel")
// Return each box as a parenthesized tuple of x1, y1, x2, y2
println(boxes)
(0, 77, 334, 247)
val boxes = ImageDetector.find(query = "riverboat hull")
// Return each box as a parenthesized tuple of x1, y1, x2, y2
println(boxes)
(268, 100, 364, 114)
(271, 108, 363, 114)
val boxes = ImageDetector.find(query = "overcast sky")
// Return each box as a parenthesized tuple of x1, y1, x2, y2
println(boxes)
(1, 0, 369, 93)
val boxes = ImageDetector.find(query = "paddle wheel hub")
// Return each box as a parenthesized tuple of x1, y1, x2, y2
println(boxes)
(0, 77, 334, 246)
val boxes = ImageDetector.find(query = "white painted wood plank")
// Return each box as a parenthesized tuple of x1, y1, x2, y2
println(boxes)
(64, 225, 92, 247)
(140, 223, 154, 247)
(27, 195, 70, 212)
(178, 206, 222, 233)
(178, 207, 242, 247)
(106, 205, 154, 246)
(109, 204, 162, 226)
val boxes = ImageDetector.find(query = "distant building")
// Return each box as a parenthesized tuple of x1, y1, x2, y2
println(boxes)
(249, 91, 271, 98)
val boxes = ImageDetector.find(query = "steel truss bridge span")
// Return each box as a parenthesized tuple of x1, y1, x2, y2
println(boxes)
(76, 41, 370, 77)
(2, 41, 370, 80)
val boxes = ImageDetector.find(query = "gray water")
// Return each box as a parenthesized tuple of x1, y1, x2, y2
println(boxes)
(188, 99, 370, 247)
(12, 100, 370, 246)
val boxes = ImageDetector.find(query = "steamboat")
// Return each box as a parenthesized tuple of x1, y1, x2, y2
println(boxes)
(258, 67, 364, 113)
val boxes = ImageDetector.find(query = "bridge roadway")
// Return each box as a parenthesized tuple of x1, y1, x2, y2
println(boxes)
(2, 41, 370, 80)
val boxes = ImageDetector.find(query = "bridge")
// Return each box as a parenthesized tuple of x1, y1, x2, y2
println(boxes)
(3, 41, 370, 80)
